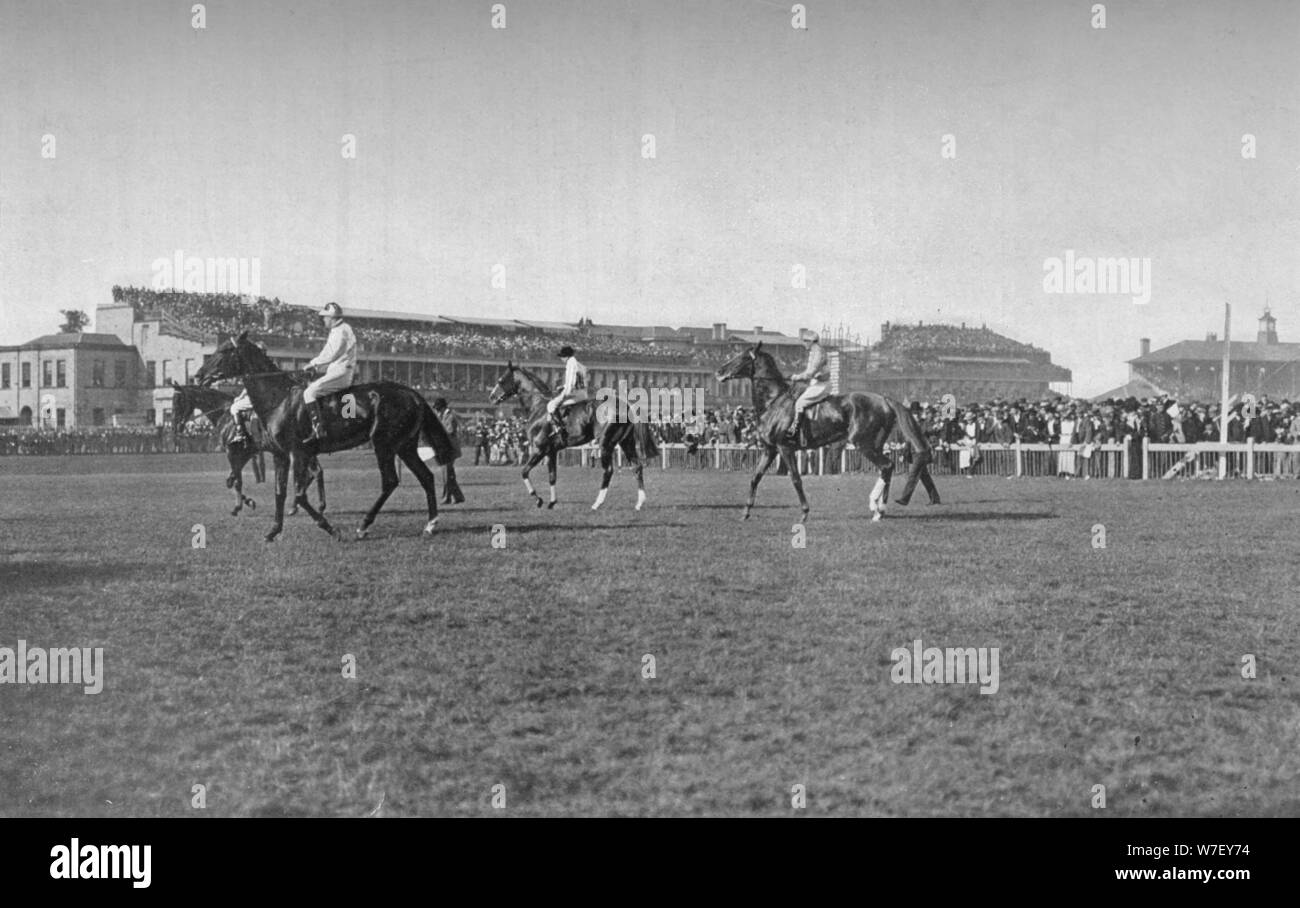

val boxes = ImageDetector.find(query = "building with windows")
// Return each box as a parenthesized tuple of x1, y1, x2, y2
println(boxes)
(1116, 310, 1300, 402)
(0, 333, 140, 428)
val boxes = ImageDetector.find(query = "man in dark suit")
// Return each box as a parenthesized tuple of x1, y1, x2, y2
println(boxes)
(474, 418, 491, 465)
(432, 398, 466, 504)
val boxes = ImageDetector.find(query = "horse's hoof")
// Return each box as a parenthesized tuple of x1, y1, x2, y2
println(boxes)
(330, 527, 344, 541)
(534, 498, 544, 509)
(742, 509, 751, 521)
(320, 503, 326, 513)
(871, 512, 882, 522)
(264, 531, 280, 543)
(289, 506, 299, 516)
(546, 500, 556, 510)
(231, 508, 240, 516)
(246, 499, 256, 510)
(356, 526, 369, 540)
(423, 519, 438, 536)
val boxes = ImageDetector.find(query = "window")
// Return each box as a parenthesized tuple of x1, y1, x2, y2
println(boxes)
(21, 362, 30, 388)
(43, 361, 53, 387)
(56, 408, 66, 428)
(146, 361, 156, 388)
(162, 408, 172, 426)
(114, 360, 127, 387)
(92, 408, 105, 426)
(56, 360, 67, 388)
(145, 409, 156, 426)
(185, 359, 196, 382)
(92, 360, 105, 387)
(162, 361, 171, 384)
(1, 363, 8, 388)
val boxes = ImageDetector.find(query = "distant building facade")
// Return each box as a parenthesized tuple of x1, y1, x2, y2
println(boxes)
(1121, 310, 1300, 402)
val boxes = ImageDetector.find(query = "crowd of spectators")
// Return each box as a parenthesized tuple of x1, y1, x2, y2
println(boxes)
(0, 426, 217, 455)
(114, 286, 806, 367)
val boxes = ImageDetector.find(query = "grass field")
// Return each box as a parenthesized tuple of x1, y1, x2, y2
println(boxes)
(2, 452, 1298, 817)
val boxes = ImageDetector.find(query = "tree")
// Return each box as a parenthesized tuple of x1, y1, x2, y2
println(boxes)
(59, 309, 90, 333)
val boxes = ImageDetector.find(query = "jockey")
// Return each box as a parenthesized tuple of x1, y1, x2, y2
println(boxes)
(229, 388, 255, 443)
(546, 345, 588, 444)
(302, 302, 357, 443)
(786, 328, 829, 443)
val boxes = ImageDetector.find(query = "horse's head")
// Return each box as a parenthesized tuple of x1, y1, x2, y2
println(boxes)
(195, 331, 275, 385)
(716, 342, 782, 384)
(489, 361, 522, 404)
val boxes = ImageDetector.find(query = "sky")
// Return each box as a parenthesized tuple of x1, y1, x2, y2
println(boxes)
(1, 0, 1297, 395)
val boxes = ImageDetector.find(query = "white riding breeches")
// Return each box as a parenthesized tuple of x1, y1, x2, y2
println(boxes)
(547, 393, 585, 415)
(304, 365, 354, 403)
(794, 380, 829, 414)
(230, 390, 254, 416)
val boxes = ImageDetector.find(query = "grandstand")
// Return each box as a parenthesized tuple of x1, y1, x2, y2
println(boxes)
(83, 288, 812, 427)
(834, 321, 1072, 403)
(3, 290, 1074, 429)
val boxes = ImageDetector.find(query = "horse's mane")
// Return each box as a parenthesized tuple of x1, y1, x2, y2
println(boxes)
(234, 336, 280, 373)
(512, 364, 553, 397)
(748, 346, 790, 391)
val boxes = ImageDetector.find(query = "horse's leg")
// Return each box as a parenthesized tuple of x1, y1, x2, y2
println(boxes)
(235, 446, 257, 511)
(546, 450, 558, 508)
(778, 445, 810, 523)
(397, 444, 441, 536)
(356, 443, 402, 539)
(592, 441, 616, 510)
(314, 458, 327, 512)
(228, 450, 245, 516)
(521, 448, 548, 508)
(266, 454, 289, 542)
(623, 436, 646, 511)
(291, 452, 339, 538)
(862, 449, 893, 521)
(743, 445, 778, 520)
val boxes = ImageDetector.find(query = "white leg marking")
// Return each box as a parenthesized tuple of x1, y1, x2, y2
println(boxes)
(592, 488, 608, 510)
(635, 489, 646, 511)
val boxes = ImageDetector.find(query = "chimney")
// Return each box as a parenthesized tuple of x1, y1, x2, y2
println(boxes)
(712, 322, 724, 341)
(1139, 338, 1151, 357)
(1206, 332, 1217, 343)
(754, 326, 763, 336)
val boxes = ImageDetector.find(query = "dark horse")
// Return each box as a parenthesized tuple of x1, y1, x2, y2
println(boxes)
(171, 381, 325, 516)
(194, 331, 457, 541)
(715, 343, 939, 522)
(488, 361, 658, 510)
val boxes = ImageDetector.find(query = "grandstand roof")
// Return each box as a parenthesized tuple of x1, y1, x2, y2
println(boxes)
(728, 330, 803, 346)
(18, 332, 130, 349)
(1131, 340, 1300, 364)
(1092, 374, 1168, 402)
(345, 309, 451, 326)
(442, 316, 523, 330)
(514, 319, 579, 333)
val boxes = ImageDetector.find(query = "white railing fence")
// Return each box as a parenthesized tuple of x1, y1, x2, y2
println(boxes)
(546, 441, 1300, 480)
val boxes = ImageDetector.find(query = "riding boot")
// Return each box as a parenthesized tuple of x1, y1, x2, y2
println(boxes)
(231, 412, 248, 444)
(305, 400, 326, 444)
(785, 412, 802, 446)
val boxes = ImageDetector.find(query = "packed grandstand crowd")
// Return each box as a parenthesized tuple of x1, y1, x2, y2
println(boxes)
(110, 286, 803, 369)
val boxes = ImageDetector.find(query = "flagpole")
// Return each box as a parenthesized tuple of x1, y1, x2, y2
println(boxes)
(1219, 303, 1231, 479)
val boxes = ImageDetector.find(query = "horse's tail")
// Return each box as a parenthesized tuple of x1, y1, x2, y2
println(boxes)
(888, 398, 932, 463)
(634, 421, 659, 460)
(417, 397, 457, 465)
